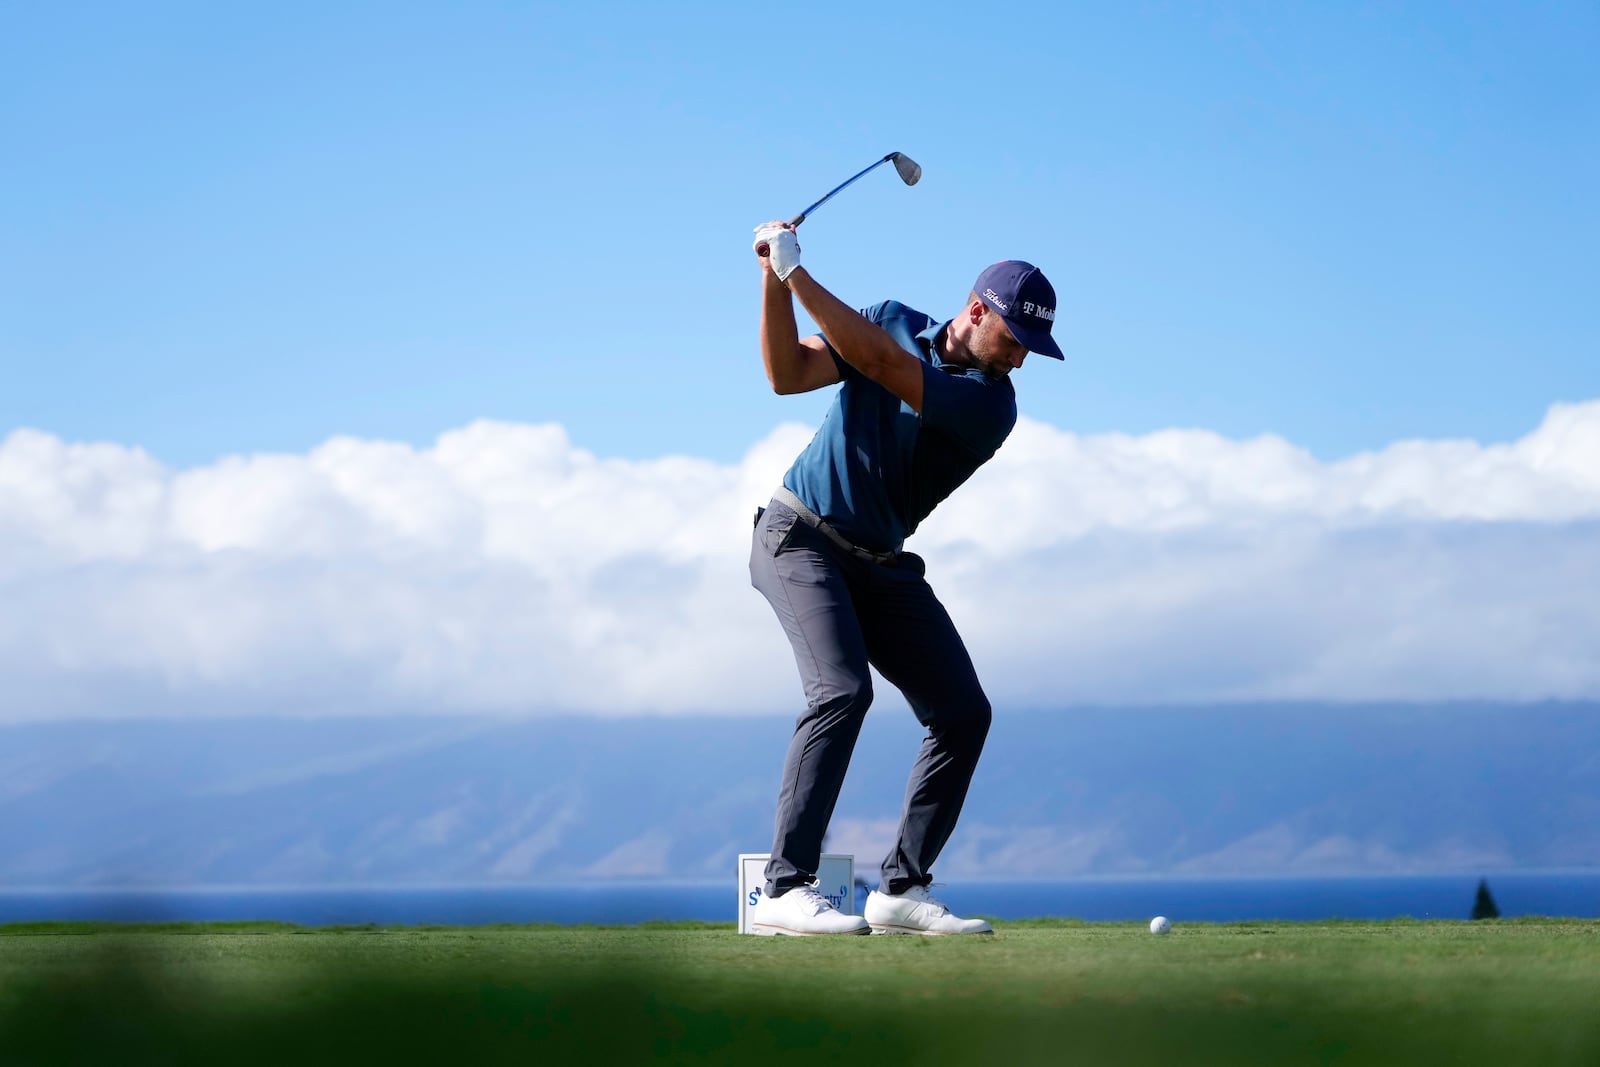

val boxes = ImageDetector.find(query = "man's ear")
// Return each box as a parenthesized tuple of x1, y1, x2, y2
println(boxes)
(968, 300, 986, 326)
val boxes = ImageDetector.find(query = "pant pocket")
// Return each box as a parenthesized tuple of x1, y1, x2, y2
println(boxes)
(759, 504, 800, 556)
(893, 551, 926, 577)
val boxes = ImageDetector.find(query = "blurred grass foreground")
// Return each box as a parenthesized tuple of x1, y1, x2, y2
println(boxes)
(3, 919, 1598, 1065)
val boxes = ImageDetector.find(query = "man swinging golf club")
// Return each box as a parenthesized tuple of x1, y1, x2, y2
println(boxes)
(747, 216, 1064, 936)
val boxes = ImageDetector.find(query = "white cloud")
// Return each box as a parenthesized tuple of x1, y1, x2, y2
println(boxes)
(2, 401, 1598, 721)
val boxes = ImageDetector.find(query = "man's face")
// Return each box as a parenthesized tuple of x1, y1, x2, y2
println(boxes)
(969, 305, 1029, 379)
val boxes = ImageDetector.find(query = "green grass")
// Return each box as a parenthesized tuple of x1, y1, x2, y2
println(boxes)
(3, 919, 1598, 1065)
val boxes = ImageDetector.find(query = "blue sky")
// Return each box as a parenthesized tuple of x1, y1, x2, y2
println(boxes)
(4, 1, 1595, 468)
(2, 3, 1598, 722)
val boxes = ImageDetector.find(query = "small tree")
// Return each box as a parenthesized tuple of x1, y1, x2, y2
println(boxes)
(1471, 878, 1500, 920)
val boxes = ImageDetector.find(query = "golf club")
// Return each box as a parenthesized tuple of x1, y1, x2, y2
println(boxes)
(755, 151, 921, 256)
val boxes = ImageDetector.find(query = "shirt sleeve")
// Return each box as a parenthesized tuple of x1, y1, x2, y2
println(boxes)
(919, 364, 1017, 455)
(811, 334, 858, 381)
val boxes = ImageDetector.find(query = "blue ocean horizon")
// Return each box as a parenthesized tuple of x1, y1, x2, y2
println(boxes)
(4, 871, 1597, 927)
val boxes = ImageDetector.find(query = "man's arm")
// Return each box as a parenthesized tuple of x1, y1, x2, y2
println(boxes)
(760, 263, 841, 395)
(785, 267, 924, 413)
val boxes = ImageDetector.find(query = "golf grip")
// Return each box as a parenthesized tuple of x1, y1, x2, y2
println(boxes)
(754, 213, 807, 258)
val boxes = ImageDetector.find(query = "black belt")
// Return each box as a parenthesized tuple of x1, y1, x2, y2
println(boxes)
(772, 487, 901, 565)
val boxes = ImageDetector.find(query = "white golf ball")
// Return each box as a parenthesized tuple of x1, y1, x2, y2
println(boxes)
(1149, 915, 1171, 935)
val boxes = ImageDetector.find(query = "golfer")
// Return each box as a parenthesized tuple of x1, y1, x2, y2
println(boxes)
(747, 220, 1064, 936)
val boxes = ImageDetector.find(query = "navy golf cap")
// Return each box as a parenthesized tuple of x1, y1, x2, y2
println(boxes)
(973, 261, 1064, 360)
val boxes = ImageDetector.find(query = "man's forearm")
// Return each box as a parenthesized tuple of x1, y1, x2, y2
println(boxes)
(760, 270, 805, 392)
(784, 270, 906, 373)
(786, 268, 924, 411)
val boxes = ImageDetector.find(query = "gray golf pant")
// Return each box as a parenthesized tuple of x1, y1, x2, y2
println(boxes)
(750, 498, 992, 897)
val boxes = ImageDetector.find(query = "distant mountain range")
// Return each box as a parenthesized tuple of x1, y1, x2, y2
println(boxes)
(4, 703, 1596, 886)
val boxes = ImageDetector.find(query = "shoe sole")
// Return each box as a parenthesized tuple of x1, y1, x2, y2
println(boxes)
(751, 923, 871, 937)
(868, 923, 994, 936)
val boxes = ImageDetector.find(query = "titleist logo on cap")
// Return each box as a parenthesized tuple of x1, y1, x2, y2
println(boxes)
(982, 288, 1009, 312)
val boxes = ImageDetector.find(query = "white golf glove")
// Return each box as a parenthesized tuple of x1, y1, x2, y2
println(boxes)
(753, 224, 801, 283)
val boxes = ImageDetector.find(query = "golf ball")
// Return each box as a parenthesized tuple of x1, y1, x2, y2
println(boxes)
(1149, 916, 1171, 935)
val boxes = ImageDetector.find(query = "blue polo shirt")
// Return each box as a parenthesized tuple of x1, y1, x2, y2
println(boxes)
(781, 300, 1018, 553)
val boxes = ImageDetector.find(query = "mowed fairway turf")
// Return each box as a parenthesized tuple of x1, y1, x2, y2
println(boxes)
(3, 919, 1598, 1064)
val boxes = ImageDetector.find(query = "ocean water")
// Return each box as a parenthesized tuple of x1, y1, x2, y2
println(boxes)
(2, 871, 1597, 926)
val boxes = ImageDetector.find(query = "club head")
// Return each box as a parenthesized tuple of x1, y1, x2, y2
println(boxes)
(890, 152, 922, 186)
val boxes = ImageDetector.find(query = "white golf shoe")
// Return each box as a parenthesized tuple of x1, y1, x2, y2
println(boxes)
(750, 881, 870, 936)
(865, 885, 994, 935)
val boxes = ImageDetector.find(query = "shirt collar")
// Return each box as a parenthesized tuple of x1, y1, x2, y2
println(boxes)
(919, 319, 955, 367)
(921, 318, 989, 377)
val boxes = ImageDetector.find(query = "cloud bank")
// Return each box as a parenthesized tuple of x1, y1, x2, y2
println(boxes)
(2, 401, 1597, 720)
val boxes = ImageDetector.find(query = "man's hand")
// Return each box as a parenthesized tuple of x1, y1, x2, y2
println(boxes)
(753, 222, 802, 283)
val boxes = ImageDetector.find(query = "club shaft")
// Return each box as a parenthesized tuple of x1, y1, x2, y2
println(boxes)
(790, 153, 897, 227)
(755, 152, 909, 256)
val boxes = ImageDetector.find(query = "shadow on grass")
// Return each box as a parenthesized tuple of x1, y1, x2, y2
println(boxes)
(2, 944, 908, 1065)
(3, 939, 1597, 1066)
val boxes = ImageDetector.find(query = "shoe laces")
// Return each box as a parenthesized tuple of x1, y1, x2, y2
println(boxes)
(902, 884, 950, 914)
(792, 882, 835, 916)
